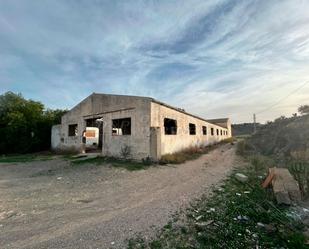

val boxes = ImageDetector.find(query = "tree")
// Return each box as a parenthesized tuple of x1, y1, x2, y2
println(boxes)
(0, 91, 67, 154)
(298, 105, 309, 115)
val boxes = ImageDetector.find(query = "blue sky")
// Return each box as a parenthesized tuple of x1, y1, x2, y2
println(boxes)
(1, 0, 309, 123)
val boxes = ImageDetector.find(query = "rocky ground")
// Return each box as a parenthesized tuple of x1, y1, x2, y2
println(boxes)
(0, 143, 239, 249)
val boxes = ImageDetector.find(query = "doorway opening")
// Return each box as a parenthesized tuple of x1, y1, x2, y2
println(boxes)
(84, 117, 103, 153)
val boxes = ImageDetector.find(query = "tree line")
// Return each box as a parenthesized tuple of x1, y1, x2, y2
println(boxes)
(0, 92, 67, 154)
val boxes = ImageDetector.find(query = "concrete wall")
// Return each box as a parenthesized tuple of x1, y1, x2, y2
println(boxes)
(101, 103, 151, 159)
(52, 93, 231, 160)
(53, 93, 152, 159)
(150, 102, 230, 156)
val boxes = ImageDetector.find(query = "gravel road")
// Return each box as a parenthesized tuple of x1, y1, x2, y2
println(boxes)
(0, 143, 240, 249)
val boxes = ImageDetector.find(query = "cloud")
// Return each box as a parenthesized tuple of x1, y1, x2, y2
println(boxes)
(0, 0, 309, 122)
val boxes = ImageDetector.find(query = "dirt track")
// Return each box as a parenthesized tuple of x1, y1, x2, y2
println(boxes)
(0, 143, 241, 249)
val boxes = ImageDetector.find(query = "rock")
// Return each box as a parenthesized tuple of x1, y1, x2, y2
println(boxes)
(252, 233, 258, 239)
(217, 187, 224, 192)
(195, 215, 203, 221)
(270, 167, 301, 205)
(195, 220, 214, 230)
(235, 173, 248, 183)
(257, 222, 265, 228)
(237, 215, 249, 222)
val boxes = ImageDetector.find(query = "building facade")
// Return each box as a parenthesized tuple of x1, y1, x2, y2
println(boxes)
(51, 93, 232, 160)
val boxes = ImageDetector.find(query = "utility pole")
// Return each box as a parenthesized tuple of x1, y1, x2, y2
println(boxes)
(253, 113, 256, 134)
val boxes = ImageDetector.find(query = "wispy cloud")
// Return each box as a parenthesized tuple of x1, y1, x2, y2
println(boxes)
(0, 0, 309, 122)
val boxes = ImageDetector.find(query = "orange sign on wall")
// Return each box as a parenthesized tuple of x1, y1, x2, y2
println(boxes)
(85, 131, 96, 138)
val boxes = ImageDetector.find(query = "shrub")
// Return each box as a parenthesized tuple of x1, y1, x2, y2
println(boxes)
(236, 139, 255, 156)
(142, 156, 153, 165)
(120, 145, 131, 159)
(249, 155, 275, 172)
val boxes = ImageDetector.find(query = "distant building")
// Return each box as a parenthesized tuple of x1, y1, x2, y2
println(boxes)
(51, 93, 232, 160)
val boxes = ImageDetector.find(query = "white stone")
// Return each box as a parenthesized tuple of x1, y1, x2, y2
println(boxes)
(235, 173, 248, 183)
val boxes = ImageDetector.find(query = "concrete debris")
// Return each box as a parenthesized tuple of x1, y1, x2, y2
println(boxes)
(235, 173, 248, 183)
(263, 167, 301, 205)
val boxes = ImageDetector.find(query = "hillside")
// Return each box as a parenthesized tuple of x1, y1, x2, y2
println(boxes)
(232, 123, 262, 136)
(249, 114, 309, 162)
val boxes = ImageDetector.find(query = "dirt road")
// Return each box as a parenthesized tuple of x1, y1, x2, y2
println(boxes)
(0, 144, 240, 249)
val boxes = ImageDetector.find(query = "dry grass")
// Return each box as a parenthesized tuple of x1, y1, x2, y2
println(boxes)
(160, 139, 234, 164)
(160, 146, 204, 164)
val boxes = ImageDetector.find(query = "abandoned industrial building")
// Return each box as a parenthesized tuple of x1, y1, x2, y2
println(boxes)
(51, 93, 232, 160)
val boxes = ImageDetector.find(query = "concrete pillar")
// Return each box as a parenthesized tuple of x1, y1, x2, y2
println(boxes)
(150, 127, 161, 161)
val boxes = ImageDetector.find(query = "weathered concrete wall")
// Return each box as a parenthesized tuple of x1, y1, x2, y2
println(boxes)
(57, 93, 152, 159)
(52, 93, 231, 160)
(101, 101, 151, 160)
(150, 102, 230, 156)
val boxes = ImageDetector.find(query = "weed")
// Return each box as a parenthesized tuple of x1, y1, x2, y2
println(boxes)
(0, 154, 53, 163)
(120, 145, 132, 159)
(71, 156, 151, 171)
(289, 161, 309, 198)
(142, 156, 153, 166)
(127, 164, 307, 248)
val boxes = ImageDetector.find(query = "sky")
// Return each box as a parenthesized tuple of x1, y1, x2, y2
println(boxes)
(0, 0, 309, 123)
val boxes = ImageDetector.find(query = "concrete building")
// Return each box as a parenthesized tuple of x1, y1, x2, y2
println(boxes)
(51, 93, 232, 160)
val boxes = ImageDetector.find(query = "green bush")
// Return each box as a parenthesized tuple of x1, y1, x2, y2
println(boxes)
(0, 92, 67, 154)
